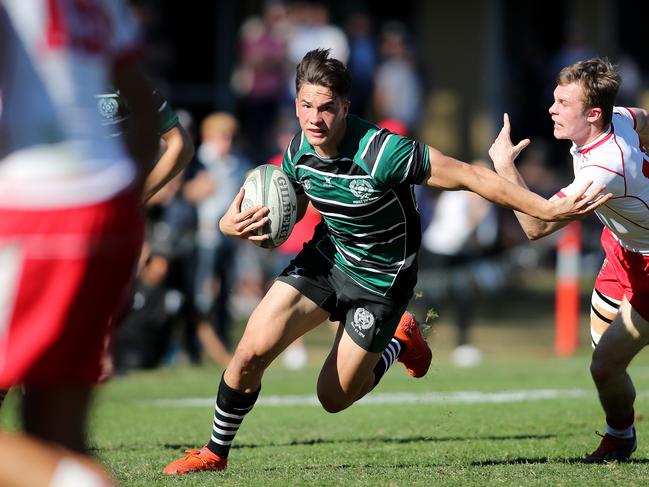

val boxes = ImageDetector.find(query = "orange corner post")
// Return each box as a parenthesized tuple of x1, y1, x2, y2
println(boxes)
(555, 221, 582, 356)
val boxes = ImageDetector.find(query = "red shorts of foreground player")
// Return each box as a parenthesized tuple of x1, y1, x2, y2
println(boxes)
(595, 227, 649, 322)
(0, 190, 143, 387)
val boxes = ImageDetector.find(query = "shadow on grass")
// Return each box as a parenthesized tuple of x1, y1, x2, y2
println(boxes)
(158, 432, 557, 452)
(472, 457, 649, 465)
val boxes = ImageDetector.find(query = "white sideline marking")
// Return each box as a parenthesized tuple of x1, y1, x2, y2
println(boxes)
(140, 389, 594, 408)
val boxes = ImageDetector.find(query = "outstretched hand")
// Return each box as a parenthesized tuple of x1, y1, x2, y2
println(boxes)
(489, 113, 530, 171)
(219, 188, 270, 243)
(544, 181, 613, 221)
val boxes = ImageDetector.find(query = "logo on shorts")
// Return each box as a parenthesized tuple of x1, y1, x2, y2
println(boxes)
(351, 307, 375, 337)
(286, 266, 304, 278)
(349, 179, 373, 200)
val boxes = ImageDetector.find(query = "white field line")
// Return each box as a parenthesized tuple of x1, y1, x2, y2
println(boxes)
(139, 389, 604, 408)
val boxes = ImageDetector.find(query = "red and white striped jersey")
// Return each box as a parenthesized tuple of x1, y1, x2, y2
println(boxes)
(0, 0, 142, 208)
(558, 107, 649, 254)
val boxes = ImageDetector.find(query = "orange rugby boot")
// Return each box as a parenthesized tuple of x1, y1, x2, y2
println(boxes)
(162, 446, 227, 475)
(394, 311, 432, 378)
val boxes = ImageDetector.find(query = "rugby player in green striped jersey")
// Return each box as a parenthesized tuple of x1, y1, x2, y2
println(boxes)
(163, 48, 609, 475)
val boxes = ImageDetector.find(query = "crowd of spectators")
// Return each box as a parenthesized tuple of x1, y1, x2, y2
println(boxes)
(113, 0, 649, 373)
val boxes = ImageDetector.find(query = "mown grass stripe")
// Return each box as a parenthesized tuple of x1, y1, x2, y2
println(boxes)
(139, 388, 596, 408)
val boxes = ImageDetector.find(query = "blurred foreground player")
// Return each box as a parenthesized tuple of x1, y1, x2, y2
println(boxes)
(489, 58, 649, 462)
(163, 49, 607, 475)
(0, 1, 157, 486)
(0, 74, 194, 400)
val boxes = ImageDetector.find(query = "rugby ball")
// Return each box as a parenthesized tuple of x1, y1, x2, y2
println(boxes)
(241, 164, 297, 249)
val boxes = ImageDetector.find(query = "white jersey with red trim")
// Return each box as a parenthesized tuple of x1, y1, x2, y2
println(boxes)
(0, 0, 141, 208)
(558, 107, 649, 254)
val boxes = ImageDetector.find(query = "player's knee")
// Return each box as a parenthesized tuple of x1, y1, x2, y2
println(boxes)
(590, 355, 616, 384)
(316, 389, 350, 414)
(229, 348, 271, 380)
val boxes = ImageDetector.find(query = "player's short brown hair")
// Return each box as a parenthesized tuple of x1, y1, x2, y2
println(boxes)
(557, 58, 621, 126)
(295, 49, 352, 101)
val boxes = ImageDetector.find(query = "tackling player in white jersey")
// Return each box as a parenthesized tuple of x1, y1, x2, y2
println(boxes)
(0, 1, 158, 485)
(489, 57, 649, 463)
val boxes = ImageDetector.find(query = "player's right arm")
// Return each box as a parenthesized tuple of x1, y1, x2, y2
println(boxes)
(218, 188, 307, 243)
(489, 163, 570, 240)
(218, 188, 270, 243)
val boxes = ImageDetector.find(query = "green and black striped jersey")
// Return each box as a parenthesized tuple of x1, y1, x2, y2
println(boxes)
(282, 114, 430, 296)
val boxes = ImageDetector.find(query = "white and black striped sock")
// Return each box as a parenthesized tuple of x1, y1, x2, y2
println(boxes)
(606, 411, 635, 439)
(372, 338, 403, 388)
(207, 375, 260, 459)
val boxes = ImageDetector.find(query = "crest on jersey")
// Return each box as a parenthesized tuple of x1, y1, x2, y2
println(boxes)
(351, 307, 375, 334)
(349, 179, 373, 199)
(302, 179, 312, 191)
(97, 95, 120, 122)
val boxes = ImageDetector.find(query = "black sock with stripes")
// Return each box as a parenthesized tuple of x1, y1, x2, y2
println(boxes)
(372, 338, 404, 388)
(206, 375, 260, 458)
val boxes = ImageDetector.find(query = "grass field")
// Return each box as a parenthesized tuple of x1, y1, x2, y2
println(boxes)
(4, 346, 649, 486)
(3, 272, 649, 486)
